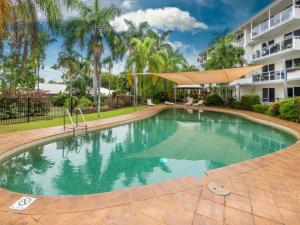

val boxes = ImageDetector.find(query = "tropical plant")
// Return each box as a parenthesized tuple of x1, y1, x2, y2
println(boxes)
(204, 35, 245, 70)
(63, 0, 121, 116)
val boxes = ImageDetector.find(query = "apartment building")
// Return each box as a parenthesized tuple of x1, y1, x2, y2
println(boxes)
(198, 0, 300, 102)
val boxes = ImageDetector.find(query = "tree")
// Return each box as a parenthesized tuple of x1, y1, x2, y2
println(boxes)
(63, 0, 121, 117)
(203, 35, 245, 70)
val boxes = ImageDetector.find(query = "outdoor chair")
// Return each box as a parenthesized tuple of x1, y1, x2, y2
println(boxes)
(185, 97, 194, 106)
(193, 100, 204, 106)
(147, 99, 155, 106)
(165, 101, 175, 105)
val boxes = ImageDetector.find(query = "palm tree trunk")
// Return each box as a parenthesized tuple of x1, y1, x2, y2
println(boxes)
(93, 54, 99, 116)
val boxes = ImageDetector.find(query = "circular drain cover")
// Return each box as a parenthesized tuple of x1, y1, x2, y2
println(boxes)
(207, 182, 231, 196)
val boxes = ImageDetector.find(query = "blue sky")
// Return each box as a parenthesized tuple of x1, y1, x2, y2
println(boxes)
(41, 0, 273, 82)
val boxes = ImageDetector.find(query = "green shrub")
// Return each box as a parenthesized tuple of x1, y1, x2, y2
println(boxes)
(268, 101, 281, 116)
(78, 97, 94, 108)
(253, 104, 270, 114)
(203, 93, 224, 106)
(240, 94, 260, 110)
(234, 101, 242, 109)
(51, 93, 68, 106)
(64, 96, 79, 108)
(295, 97, 300, 121)
(279, 98, 298, 121)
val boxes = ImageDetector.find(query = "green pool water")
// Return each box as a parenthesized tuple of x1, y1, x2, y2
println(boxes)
(0, 109, 296, 196)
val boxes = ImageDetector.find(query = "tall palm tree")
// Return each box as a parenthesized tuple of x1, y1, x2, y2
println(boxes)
(126, 38, 154, 102)
(204, 35, 245, 70)
(102, 56, 113, 94)
(0, 0, 13, 55)
(64, 0, 120, 116)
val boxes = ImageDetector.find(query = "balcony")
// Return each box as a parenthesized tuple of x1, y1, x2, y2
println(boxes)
(252, 6, 294, 38)
(252, 70, 285, 83)
(252, 36, 300, 61)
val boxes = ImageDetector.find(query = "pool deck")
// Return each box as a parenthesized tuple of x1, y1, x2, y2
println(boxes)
(0, 105, 300, 225)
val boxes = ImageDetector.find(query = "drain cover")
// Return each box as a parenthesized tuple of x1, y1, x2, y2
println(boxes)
(207, 182, 231, 196)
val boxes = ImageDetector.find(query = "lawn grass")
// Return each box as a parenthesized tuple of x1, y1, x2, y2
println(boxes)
(0, 106, 147, 134)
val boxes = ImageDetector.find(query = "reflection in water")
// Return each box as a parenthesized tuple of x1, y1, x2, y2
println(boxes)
(0, 109, 296, 195)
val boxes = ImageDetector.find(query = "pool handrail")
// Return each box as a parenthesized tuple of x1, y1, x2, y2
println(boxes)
(64, 108, 75, 135)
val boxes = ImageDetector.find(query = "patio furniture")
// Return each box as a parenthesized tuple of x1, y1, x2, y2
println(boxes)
(193, 100, 204, 106)
(185, 97, 193, 106)
(165, 101, 175, 105)
(147, 99, 155, 106)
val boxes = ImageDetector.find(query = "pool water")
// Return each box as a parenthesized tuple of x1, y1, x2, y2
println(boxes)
(0, 109, 296, 196)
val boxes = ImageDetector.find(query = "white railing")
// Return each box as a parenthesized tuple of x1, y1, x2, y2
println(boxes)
(252, 37, 297, 61)
(252, 6, 293, 37)
(252, 70, 285, 83)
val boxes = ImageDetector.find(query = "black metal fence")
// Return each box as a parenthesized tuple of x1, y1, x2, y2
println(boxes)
(0, 97, 64, 125)
(0, 95, 135, 125)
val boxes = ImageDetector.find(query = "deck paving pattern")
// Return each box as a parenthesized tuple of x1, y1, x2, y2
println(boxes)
(0, 105, 300, 225)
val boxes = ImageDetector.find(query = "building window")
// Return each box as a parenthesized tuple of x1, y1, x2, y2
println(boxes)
(287, 87, 300, 98)
(294, 29, 300, 37)
(262, 88, 275, 102)
(294, 58, 300, 68)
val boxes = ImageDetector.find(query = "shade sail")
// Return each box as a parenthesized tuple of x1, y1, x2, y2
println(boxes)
(158, 65, 262, 85)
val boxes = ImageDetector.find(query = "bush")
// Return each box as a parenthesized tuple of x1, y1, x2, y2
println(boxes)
(240, 94, 260, 110)
(295, 97, 300, 121)
(51, 93, 68, 106)
(78, 97, 94, 108)
(234, 101, 242, 109)
(253, 104, 270, 114)
(64, 96, 79, 108)
(268, 101, 281, 116)
(203, 93, 224, 106)
(279, 98, 298, 121)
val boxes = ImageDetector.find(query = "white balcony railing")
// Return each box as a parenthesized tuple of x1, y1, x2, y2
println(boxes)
(252, 70, 285, 83)
(252, 6, 293, 38)
(252, 36, 299, 61)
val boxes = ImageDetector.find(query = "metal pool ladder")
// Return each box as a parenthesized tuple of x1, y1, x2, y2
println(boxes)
(63, 108, 88, 134)
(75, 108, 88, 132)
(64, 109, 75, 134)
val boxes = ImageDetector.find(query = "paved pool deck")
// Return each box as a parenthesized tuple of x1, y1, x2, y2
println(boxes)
(0, 105, 300, 225)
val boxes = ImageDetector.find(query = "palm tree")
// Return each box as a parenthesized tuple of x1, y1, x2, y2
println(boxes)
(204, 35, 245, 70)
(64, 0, 120, 116)
(147, 29, 173, 53)
(0, 0, 13, 55)
(52, 50, 81, 95)
(126, 38, 154, 103)
(181, 60, 199, 72)
(102, 56, 114, 94)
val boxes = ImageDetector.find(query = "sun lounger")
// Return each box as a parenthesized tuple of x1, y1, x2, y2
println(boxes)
(185, 97, 193, 106)
(147, 99, 155, 106)
(193, 100, 204, 106)
(165, 101, 175, 105)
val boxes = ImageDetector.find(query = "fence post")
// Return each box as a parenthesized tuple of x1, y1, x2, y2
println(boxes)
(27, 98, 30, 123)
(116, 96, 119, 109)
(70, 96, 73, 116)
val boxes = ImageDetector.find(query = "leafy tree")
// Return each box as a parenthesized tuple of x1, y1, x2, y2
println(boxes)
(204, 35, 245, 70)
(63, 0, 121, 116)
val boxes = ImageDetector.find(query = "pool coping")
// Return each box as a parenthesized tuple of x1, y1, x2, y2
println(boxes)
(0, 105, 300, 224)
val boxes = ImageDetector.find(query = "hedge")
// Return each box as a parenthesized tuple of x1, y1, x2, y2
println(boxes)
(240, 94, 260, 111)
(203, 93, 224, 106)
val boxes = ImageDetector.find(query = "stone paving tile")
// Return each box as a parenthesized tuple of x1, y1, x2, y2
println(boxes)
(196, 199, 224, 222)
(162, 204, 194, 225)
(251, 200, 283, 223)
(200, 186, 224, 205)
(249, 187, 275, 205)
(253, 216, 283, 225)
(139, 198, 168, 220)
(224, 206, 254, 225)
(193, 214, 223, 225)
(279, 207, 300, 225)
(1, 106, 300, 225)
(225, 193, 252, 213)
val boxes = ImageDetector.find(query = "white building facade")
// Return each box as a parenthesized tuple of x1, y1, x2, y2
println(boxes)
(199, 0, 300, 102)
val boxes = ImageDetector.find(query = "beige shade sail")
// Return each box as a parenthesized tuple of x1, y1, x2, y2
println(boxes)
(157, 65, 263, 85)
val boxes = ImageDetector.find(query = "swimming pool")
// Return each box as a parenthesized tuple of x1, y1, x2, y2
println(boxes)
(0, 109, 296, 196)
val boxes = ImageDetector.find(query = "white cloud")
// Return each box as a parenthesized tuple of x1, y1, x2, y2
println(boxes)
(111, 7, 208, 32)
(121, 0, 134, 10)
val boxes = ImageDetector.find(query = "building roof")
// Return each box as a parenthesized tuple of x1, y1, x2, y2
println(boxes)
(38, 83, 67, 94)
(158, 65, 262, 85)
